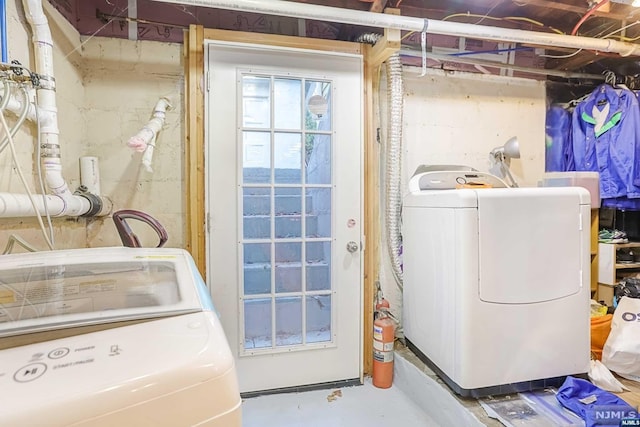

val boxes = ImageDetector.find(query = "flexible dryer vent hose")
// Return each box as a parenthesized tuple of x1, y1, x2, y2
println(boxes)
(384, 53, 404, 289)
(356, 33, 404, 289)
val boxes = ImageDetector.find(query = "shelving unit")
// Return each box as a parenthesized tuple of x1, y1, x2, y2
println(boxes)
(598, 241, 640, 305)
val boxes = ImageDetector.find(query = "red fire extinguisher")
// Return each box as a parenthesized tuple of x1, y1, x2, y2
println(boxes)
(373, 298, 395, 388)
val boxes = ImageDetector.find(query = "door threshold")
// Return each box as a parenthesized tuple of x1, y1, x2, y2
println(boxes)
(241, 378, 362, 399)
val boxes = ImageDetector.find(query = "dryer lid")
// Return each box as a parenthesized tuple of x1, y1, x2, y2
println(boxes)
(476, 188, 584, 303)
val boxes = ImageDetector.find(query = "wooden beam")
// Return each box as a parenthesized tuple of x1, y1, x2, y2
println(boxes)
(364, 8, 401, 69)
(360, 9, 399, 377)
(362, 61, 380, 377)
(185, 24, 206, 276)
(360, 6, 401, 378)
(370, 0, 390, 13)
(203, 28, 362, 54)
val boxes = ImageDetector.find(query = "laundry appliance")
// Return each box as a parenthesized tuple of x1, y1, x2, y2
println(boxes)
(0, 247, 241, 426)
(402, 167, 591, 398)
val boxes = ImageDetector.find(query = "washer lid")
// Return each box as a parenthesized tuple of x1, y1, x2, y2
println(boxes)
(0, 247, 210, 338)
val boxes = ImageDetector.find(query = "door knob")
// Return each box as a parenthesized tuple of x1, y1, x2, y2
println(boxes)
(346, 241, 359, 253)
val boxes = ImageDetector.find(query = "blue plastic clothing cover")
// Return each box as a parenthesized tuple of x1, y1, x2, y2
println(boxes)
(556, 377, 637, 426)
(546, 105, 573, 172)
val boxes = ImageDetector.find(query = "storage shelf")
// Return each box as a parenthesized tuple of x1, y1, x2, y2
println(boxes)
(615, 262, 640, 269)
(599, 240, 640, 304)
(611, 242, 640, 249)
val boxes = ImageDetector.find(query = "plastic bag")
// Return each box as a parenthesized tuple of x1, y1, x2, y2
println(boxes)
(588, 359, 629, 393)
(602, 296, 640, 377)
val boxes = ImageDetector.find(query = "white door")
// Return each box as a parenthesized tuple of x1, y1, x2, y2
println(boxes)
(206, 41, 363, 393)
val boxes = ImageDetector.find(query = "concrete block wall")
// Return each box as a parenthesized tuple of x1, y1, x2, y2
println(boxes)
(80, 38, 183, 248)
(379, 67, 547, 330)
(1, 2, 183, 252)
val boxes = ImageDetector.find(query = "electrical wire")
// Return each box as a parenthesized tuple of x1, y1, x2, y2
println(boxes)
(0, 93, 54, 250)
(0, 78, 9, 110)
(0, 84, 30, 154)
(3, 234, 38, 254)
(96, 11, 187, 30)
(474, 0, 502, 25)
(442, 13, 564, 35)
(62, 2, 129, 61)
(401, 10, 564, 43)
(449, 46, 533, 56)
(401, 31, 415, 41)
(539, 49, 584, 59)
(571, 0, 610, 36)
(601, 21, 640, 42)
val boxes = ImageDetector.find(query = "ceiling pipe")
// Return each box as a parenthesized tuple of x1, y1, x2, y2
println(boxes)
(152, 0, 640, 56)
(403, 50, 607, 80)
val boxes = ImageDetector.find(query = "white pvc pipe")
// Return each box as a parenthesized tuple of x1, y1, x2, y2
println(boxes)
(23, 0, 64, 196)
(152, 0, 640, 56)
(128, 97, 172, 173)
(13, 0, 110, 219)
(80, 156, 101, 195)
(4, 93, 37, 122)
(0, 192, 85, 217)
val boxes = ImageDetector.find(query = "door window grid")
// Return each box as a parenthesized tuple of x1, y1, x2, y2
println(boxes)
(239, 73, 334, 355)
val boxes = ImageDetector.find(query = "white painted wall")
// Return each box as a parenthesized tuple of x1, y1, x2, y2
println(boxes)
(402, 68, 546, 186)
(80, 38, 183, 248)
(379, 67, 547, 333)
(0, 2, 183, 253)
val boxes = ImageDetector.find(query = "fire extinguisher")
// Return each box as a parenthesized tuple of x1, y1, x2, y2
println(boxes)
(373, 297, 395, 389)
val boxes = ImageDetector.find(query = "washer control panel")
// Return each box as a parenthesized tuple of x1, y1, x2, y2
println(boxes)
(0, 311, 234, 426)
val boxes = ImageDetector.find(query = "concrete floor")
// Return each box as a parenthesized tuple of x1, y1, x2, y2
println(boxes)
(393, 346, 499, 427)
(242, 375, 436, 427)
(241, 347, 494, 427)
(242, 346, 585, 426)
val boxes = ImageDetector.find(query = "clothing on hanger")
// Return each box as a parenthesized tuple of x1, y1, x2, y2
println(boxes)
(571, 83, 640, 202)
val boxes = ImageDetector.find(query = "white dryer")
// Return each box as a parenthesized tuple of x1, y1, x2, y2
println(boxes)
(0, 247, 241, 426)
(402, 168, 591, 397)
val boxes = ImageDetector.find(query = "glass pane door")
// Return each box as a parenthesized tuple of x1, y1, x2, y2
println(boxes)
(207, 42, 362, 393)
(240, 74, 334, 355)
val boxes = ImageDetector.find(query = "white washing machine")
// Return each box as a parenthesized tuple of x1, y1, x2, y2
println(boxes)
(402, 168, 591, 397)
(0, 247, 241, 426)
